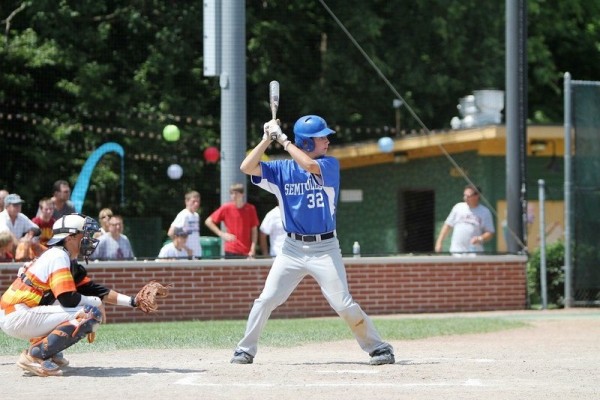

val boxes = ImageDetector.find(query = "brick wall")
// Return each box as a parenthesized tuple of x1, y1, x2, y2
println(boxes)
(0, 255, 527, 323)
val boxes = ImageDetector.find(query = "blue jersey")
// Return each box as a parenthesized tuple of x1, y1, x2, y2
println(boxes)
(251, 157, 339, 235)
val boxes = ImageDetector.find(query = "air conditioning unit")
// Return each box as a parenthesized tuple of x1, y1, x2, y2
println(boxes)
(450, 89, 504, 129)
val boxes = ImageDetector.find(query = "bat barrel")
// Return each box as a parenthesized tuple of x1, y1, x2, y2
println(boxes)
(269, 80, 280, 119)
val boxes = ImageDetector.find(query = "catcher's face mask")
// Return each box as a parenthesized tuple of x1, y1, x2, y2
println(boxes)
(80, 216, 100, 260)
(48, 213, 100, 262)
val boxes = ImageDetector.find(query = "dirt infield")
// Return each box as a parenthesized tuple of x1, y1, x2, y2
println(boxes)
(0, 309, 598, 400)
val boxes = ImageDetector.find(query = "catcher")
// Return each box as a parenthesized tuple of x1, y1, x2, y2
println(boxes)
(0, 213, 170, 377)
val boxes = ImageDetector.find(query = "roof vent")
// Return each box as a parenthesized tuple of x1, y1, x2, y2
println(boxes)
(450, 89, 504, 129)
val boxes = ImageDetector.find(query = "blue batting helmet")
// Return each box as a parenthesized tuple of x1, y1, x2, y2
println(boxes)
(293, 115, 335, 152)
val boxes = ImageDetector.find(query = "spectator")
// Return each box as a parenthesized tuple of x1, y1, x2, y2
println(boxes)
(51, 180, 76, 219)
(259, 206, 286, 257)
(31, 198, 56, 247)
(0, 194, 40, 250)
(168, 191, 202, 259)
(94, 208, 113, 239)
(91, 215, 135, 260)
(435, 184, 495, 253)
(0, 231, 16, 262)
(156, 228, 191, 260)
(205, 183, 259, 258)
(0, 189, 9, 212)
(15, 230, 47, 262)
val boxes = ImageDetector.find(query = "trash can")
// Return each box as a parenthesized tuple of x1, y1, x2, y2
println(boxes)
(200, 236, 221, 259)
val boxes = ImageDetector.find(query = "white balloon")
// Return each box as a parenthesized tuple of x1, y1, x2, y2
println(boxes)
(167, 164, 183, 180)
(378, 136, 394, 153)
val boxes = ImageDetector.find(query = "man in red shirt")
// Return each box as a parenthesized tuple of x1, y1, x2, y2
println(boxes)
(205, 183, 259, 258)
(32, 198, 56, 247)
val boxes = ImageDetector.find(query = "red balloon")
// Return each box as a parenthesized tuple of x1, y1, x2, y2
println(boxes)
(204, 146, 220, 163)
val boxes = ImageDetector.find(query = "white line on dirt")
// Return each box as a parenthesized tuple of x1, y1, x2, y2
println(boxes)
(316, 369, 379, 374)
(175, 375, 486, 388)
(419, 357, 495, 363)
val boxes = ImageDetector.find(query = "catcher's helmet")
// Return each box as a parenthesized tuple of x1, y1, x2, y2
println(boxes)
(47, 213, 100, 258)
(293, 115, 335, 152)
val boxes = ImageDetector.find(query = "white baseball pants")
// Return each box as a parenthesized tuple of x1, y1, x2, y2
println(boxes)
(235, 236, 392, 357)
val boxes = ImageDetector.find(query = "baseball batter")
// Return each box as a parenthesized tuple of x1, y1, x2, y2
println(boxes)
(232, 115, 395, 365)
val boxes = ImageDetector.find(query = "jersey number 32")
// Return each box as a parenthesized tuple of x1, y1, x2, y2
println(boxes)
(306, 192, 324, 209)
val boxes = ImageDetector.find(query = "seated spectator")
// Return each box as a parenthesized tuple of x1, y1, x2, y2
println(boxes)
(156, 228, 192, 261)
(0, 189, 9, 212)
(90, 215, 135, 260)
(15, 230, 47, 261)
(31, 198, 56, 246)
(0, 231, 16, 262)
(0, 194, 40, 252)
(94, 208, 113, 239)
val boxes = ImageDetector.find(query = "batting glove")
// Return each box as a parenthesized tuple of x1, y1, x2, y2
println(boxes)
(275, 131, 288, 145)
(263, 119, 281, 141)
(262, 122, 273, 141)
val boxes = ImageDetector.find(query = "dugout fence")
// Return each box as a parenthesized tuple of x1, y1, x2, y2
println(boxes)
(564, 73, 600, 306)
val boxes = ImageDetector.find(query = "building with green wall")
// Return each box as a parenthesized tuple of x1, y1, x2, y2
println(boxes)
(332, 125, 564, 256)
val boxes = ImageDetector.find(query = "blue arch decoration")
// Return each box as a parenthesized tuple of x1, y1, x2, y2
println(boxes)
(72, 142, 125, 213)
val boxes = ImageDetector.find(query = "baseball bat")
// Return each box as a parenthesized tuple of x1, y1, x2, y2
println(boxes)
(269, 80, 280, 120)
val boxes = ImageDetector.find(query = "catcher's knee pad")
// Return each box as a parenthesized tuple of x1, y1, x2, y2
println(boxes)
(29, 305, 102, 360)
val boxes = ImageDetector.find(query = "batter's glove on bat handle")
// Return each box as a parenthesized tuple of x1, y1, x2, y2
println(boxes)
(263, 119, 282, 141)
(275, 131, 289, 146)
(263, 119, 279, 141)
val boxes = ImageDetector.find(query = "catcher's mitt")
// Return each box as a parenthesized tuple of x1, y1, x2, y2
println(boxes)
(134, 281, 172, 313)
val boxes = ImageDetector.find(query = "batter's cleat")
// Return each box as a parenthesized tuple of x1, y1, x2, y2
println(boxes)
(51, 352, 69, 368)
(17, 350, 63, 377)
(230, 350, 254, 364)
(369, 348, 395, 365)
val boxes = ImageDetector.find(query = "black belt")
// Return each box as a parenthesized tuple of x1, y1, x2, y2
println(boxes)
(287, 231, 335, 242)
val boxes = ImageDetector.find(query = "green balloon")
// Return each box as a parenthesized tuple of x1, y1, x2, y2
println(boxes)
(163, 124, 180, 142)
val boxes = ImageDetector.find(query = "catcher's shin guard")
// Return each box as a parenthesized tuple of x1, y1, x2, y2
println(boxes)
(29, 305, 102, 360)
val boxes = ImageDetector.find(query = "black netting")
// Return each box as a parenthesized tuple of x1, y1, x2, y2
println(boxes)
(572, 83, 600, 304)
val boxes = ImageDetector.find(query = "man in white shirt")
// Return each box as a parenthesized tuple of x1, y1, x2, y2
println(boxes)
(259, 206, 286, 257)
(435, 184, 495, 253)
(168, 190, 202, 258)
(0, 194, 40, 246)
(0, 189, 9, 212)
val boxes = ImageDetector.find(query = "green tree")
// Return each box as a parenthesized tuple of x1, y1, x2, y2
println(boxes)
(1, 1, 220, 224)
(2, 0, 600, 228)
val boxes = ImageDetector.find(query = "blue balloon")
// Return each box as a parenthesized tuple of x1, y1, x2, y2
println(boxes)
(378, 136, 394, 153)
(72, 142, 125, 213)
(167, 163, 183, 180)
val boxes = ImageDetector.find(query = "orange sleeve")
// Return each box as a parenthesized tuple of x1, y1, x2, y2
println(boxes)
(48, 267, 77, 298)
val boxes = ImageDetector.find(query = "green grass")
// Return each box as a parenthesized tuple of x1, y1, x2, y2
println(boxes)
(0, 316, 527, 356)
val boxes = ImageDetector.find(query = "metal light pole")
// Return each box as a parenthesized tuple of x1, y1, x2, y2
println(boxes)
(538, 179, 548, 309)
(505, 0, 528, 253)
